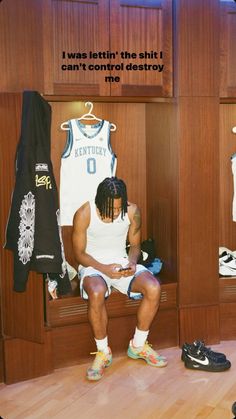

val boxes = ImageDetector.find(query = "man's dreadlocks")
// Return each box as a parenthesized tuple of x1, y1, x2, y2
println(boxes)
(95, 177, 128, 221)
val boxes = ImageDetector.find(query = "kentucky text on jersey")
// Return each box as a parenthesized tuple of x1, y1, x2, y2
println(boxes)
(74, 146, 107, 158)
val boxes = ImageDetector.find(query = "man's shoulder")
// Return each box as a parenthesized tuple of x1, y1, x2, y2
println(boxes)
(77, 200, 90, 214)
(127, 202, 140, 218)
(73, 201, 90, 226)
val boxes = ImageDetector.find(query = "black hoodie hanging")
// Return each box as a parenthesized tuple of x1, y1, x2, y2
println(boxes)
(5, 91, 71, 294)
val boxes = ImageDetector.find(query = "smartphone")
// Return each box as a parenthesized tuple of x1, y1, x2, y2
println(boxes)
(118, 267, 131, 272)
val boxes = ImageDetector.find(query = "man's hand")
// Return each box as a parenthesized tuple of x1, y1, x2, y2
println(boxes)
(124, 262, 136, 276)
(102, 263, 135, 279)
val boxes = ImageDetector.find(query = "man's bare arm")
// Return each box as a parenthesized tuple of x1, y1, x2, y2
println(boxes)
(127, 204, 141, 265)
(72, 202, 100, 269)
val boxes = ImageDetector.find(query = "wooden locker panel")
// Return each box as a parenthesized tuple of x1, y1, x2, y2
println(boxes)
(0, 339, 3, 383)
(219, 278, 236, 303)
(47, 283, 177, 327)
(179, 305, 220, 346)
(0, 94, 45, 344)
(220, 302, 236, 340)
(219, 104, 236, 249)
(3, 331, 53, 384)
(146, 102, 177, 283)
(110, 0, 173, 96)
(105, 102, 147, 234)
(178, 97, 219, 307)
(43, 0, 110, 95)
(0, 0, 44, 92)
(0, 264, 2, 382)
(220, 2, 236, 98)
(52, 307, 178, 368)
(175, 0, 219, 97)
(2, 262, 45, 344)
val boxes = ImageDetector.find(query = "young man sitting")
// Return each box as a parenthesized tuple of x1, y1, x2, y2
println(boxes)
(72, 177, 167, 381)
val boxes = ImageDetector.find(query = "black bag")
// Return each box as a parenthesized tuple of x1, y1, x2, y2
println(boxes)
(138, 238, 156, 266)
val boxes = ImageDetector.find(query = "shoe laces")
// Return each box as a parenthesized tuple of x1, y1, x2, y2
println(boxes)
(90, 351, 107, 370)
(133, 341, 164, 359)
(195, 341, 219, 359)
(194, 340, 208, 352)
(142, 341, 156, 355)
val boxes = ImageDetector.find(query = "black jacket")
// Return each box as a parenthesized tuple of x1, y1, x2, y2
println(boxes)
(5, 91, 71, 294)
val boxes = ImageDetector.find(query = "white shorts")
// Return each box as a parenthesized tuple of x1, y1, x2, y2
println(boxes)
(79, 257, 151, 300)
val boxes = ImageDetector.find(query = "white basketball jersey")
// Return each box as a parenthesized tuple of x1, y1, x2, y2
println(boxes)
(85, 200, 130, 263)
(60, 119, 117, 226)
(231, 153, 236, 221)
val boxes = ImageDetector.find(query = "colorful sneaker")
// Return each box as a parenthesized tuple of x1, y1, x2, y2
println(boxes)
(86, 348, 112, 381)
(127, 341, 167, 367)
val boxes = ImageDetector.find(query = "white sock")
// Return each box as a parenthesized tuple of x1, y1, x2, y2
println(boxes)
(132, 327, 149, 348)
(95, 336, 110, 354)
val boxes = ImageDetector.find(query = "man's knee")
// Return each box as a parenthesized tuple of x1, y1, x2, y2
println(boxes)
(84, 276, 107, 303)
(89, 286, 106, 303)
(142, 276, 161, 301)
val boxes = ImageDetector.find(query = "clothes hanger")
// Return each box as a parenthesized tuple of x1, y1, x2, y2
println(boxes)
(60, 102, 116, 131)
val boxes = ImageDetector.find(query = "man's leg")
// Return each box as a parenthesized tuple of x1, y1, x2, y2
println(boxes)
(127, 271, 167, 367)
(131, 271, 161, 331)
(83, 275, 108, 339)
(83, 275, 112, 380)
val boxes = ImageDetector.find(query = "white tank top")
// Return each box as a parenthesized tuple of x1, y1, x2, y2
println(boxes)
(60, 119, 117, 226)
(86, 201, 130, 263)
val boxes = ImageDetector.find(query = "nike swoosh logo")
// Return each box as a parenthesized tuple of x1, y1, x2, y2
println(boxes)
(187, 355, 209, 365)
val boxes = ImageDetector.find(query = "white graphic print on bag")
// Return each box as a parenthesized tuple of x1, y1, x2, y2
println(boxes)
(18, 192, 35, 264)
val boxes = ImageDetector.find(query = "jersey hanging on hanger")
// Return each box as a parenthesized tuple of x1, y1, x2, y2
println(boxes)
(59, 119, 117, 226)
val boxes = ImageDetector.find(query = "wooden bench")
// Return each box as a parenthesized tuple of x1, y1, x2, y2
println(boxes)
(46, 280, 178, 368)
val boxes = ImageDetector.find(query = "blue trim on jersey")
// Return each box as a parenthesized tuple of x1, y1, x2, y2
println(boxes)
(61, 121, 73, 158)
(107, 123, 112, 153)
(76, 120, 104, 139)
(107, 123, 117, 175)
(110, 154, 116, 175)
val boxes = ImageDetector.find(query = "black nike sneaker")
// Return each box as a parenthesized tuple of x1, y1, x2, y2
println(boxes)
(181, 340, 227, 363)
(232, 401, 236, 416)
(182, 341, 231, 372)
(184, 355, 231, 372)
